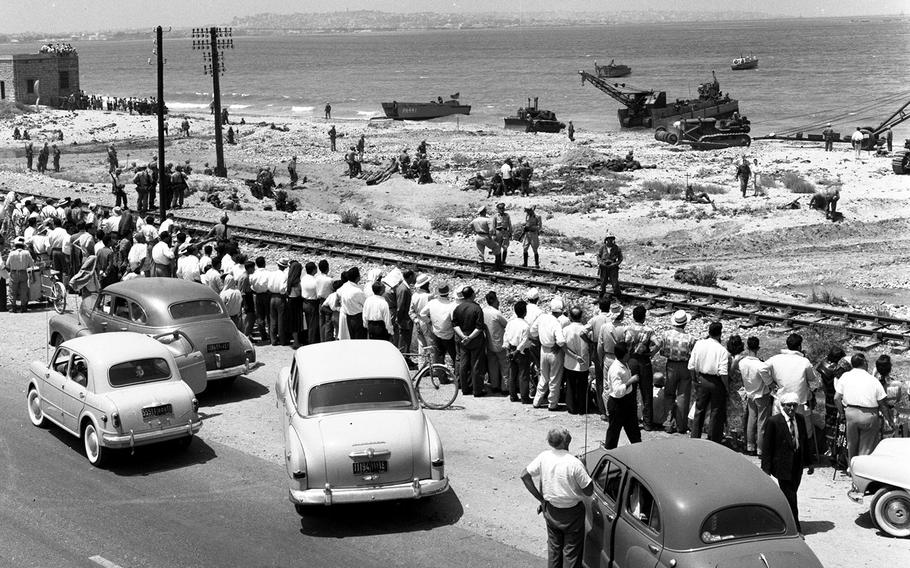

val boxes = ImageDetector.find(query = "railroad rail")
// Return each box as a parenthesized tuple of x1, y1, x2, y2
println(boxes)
(15, 191, 910, 348)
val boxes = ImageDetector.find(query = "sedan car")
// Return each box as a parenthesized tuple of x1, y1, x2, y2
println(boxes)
(27, 333, 203, 466)
(49, 278, 256, 392)
(275, 339, 448, 514)
(848, 438, 910, 538)
(581, 439, 822, 568)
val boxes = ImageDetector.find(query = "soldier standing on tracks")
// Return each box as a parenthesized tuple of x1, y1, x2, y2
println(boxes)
(596, 234, 623, 298)
(493, 203, 513, 266)
(470, 206, 501, 269)
(521, 206, 542, 268)
(735, 156, 751, 198)
(822, 123, 836, 152)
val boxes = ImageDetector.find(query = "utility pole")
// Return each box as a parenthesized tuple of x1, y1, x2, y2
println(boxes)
(155, 26, 166, 219)
(193, 27, 233, 177)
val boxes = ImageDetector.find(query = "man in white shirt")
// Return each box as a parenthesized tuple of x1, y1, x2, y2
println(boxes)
(298, 261, 320, 344)
(419, 282, 455, 366)
(127, 234, 148, 273)
(338, 266, 366, 340)
(563, 307, 591, 415)
(524, 287, 543, 379)
(585, 297, 612, 417)
(315, 259, 334, 342)
(267, 258, 289, 345)
(835, 353, 893, 465)
(504, 300, 532, 403)
(176, 243, 201, 282)
(604, 341, 642, 450)
(851, 127, 865, 159)
(103, 207, 122, 235)
(739, 336, 773, 456)
(140, 215, 158, 243)
(46, 218, 70, 276)
(362, 281, 393, 340)
(249, 256, 271, 342)
(532, 297, 567, 411)
(159, 212, 176, 236)
(408, 274, 432, 359)
(482, 291, 509, 394)
(200, 258, 223, 293)
(150, 231, 175, 277)
(687, 321, 729, 443)
(766, 333, 817, 415)
(520, 427, 592, 568)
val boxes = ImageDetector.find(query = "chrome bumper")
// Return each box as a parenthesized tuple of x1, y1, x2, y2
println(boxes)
(289, 477, 449, 506)
(206, 361, 251, 381)
(102, 419, 203, 448)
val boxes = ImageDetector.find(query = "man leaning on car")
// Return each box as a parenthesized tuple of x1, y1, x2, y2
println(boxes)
(521, 427, 593, 568)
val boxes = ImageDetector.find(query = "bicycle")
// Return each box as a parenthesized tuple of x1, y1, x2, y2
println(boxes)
(407, 346, 458, 410)
(29, 262, 67, 314)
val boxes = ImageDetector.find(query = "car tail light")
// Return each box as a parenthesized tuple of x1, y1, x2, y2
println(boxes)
(112, 412, 121, 429)
(432, 459, 445, 467)
(192, 398, 199, 413)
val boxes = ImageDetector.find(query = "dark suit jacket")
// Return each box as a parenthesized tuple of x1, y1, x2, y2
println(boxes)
(761, 413, 813, 481)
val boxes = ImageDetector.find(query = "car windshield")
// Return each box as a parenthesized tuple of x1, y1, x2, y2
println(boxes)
(168, 299, 223, 320)
(308, 378, 416, 414)
(109, 358, 172, 387)
(700, 505, 787, 544)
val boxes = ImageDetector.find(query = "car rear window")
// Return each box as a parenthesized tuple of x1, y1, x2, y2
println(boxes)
(308, 378, 416, 414)
(109, 358, 172, 387)
(701, 506, 787, 544)
(168, 299, 223, 320)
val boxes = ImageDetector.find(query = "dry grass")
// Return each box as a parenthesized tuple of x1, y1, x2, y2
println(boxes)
(429, 215, 468, 235)
(809, 287, 848, 307)
(339, 208, 360, 227)
(360, 218, 375, 231)
(800, 325, 851, 363)
(674, 265, 719, 287)
(639, 180, 683, 200)
(782, 171, 816, 194)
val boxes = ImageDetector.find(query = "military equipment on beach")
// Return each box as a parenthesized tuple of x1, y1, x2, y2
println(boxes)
(893, 139, 910, 175)
(654, 116, 751, 150)
(504, 97, 566, 133)
(381, 96, 471, 121)
(579, 68, 740, 130)
(594, 59, 631, 78)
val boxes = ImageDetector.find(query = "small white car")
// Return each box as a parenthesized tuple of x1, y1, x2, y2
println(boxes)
(27, 333, 203, 466)
(276, 340, 448, 514)
(848, 438, 910, 537)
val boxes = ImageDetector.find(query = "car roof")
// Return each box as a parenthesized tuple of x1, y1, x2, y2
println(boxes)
(588, 438, 794, 547)
(62, 332, 171, 363)
(105, 278, 221, 303)
(294, 339, 409, 387)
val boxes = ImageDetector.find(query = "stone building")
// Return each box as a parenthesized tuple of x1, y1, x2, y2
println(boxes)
(0, 52, 80, 107)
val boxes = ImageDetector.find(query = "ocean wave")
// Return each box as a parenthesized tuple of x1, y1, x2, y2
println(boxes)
(193, 92, 211, 97)
(168, 102, 211, 110)
(356, 110, 376, 116)
(292, 106, 315, 113)
(228, 104, 250, 110)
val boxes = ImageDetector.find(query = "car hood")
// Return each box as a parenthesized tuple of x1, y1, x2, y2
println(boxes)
(851, 438, 910, 489)
(698, 537, 822, 568)
(316, 409, 426, 488)
(103, 380, 196, 432)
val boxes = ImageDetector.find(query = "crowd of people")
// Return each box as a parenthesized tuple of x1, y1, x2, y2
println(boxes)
(64, 92, 163, 115)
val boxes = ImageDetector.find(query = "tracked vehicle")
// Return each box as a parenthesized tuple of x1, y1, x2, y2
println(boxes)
(655, 116, 751, 150)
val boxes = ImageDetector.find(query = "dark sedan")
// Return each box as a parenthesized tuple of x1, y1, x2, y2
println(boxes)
(581, 438, 823, 568)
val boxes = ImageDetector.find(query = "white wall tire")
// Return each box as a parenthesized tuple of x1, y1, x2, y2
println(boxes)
(83, 422, 107, 467)
(873, 489, 910, 538)
(27, 389, 47, 428)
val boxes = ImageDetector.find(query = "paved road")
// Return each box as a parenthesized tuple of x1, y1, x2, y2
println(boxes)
(0, 364, 538, 568)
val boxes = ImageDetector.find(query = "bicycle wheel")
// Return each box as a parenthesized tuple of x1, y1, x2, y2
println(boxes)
(415, 364, 458, 410)
(52, 281, 67, 314)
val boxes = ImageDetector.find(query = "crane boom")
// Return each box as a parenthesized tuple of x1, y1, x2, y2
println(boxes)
(873, 99, 910, 136)
(578, 70, 644, 107)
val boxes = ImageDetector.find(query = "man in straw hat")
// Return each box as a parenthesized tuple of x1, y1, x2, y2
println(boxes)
(420, 281, 456, 366)
(659, 310, 697, 434)
(409, 273, 433, 359)
(470, 205, 501, 269)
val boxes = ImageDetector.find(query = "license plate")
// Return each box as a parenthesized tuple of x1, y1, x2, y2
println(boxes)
(353, 460, 388, 475)
(142, 404, 173, 419)
(207, 342, 230, 353)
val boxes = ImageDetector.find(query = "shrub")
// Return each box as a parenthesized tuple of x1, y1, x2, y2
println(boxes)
(639, 180, 684, 200)
(674, 265, 719, 287)
(429, 215, 468, 235)
(360, 218, 374, 231)
(809, 287, 847, 307)
(782, 172, 816, 194)
(800, 325, 851, 364)
(691, 182, 727, 195)
(274, 190, 297, 212)
(339, 208, 360, 227)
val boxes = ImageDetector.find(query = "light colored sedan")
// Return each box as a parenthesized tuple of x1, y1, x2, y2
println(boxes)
(276, 339, 448, 514)
(27, 333, 203, 466)
(848, 438, 910, 537)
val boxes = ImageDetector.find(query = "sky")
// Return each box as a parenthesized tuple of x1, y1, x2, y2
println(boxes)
(0, 0, 905, 34)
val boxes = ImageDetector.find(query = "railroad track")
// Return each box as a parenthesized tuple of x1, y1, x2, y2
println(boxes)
(17, 191, 910, 348)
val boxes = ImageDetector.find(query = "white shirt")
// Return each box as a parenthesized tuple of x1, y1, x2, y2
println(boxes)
(220, 254, 236, 274)
(766, 350, 816, 405)
(202, 268, 223, 293)
(563, 322, 590, 371)
(176, 255, 201, 281)
(532, 313, 566, 348)
(249, 268, 270, 293)
(500, 162, 512, 181)
(338, 281, 366, 316)
(140, 224, 158, 242)
(151, 241, 174, 264)
(315, 273, 333, 299)
(93, 241, 105, 255)
(409, 290, 431, 325)
(851, 130, 864, 144)
(103, 215, 121, 234)
(687, 337, 729, 376)
(739, 354, 772, 399)
(362, 295, 393, 335)
(524, 302, 542, 329)
(836, 368, 887, 408)
(267, 268, 288, 295)
(420, 297, 454, 340)
(159, 218, 175, 235)
(503, 317, 532, 353)
(607, 359, 634, 399)
(128, 243, 147, 268)
(47, 227, 69, 249)
(301, 273, 318, 300)
(220, 288, 242, 316)
(525, 449, 591, 509)
(483, 305, 508, 352)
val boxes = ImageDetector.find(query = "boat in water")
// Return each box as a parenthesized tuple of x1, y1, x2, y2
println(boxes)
(731, 54, 758, 70)
(504, 97, 565, 133)
(594, 59, 631, 78)
(579, 68, 741, 130)
(381, 95, 470, 120)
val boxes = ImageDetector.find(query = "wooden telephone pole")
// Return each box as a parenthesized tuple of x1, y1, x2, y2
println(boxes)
(193, 27, 233, 178)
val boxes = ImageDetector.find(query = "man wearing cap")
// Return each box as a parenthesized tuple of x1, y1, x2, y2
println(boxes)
(660, 310, 697, 434)
(521, 206, 542, 268)
(151, 231, 175, 277)
(452, 286, 488, 397)
(504, 300, 533, 403)
(420, 282, 456, 367)
(470, 206, 501, 269)
(532, 297, 568, 410)
(596, 304, 626, 412)
(409, 273, 432, 358)
(596, 234, 623, 298)
(492, 203, 513, 266)
(268, 258, 290, 345)
(822, 124, 836, 152)
(483, 291, 509, 394)
(762, 391, 815, 533)
(4, 237, 35, 312)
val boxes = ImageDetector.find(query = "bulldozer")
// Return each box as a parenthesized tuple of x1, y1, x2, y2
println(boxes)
(654, 115, 751, 150)
(893, 139, 910, 174)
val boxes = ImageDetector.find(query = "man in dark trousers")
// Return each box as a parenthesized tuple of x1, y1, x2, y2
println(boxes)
(25, 140, 34, 170)
(328, 125, 337, 152)
(762, 392, 814, 533)
(735, 156, 752, 198)
(822, 123, 836, 152)
(596, 234, 623, 298)
(452, 286, 487, 397)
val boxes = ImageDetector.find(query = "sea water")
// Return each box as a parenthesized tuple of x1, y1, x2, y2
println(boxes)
(2, 18, 909, 138)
